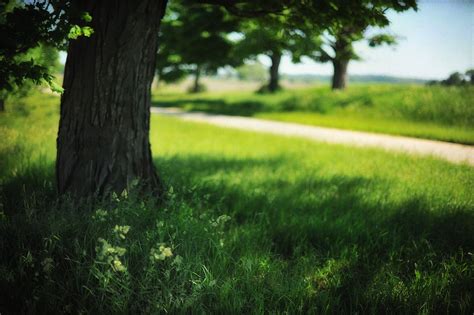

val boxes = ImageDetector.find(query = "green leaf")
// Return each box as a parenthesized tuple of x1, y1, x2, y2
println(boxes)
(49, 80, 64, 94)
(67, 25, 94, 40)
(81, 12, 93, 23)
(415, 270, 421, 281)
(81, 26, 94, 37)
(68, 25, 82, 39)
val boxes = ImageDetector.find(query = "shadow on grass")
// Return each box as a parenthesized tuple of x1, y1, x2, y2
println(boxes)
(152, 98, 266, 116)
(3, 154, 472, 260)
(0, 161, 56, 216)
(151, 88, 398, 117)
(155, 154, 473, 255)
(154, 153, 473, 311)
(1, 153, 472, 312)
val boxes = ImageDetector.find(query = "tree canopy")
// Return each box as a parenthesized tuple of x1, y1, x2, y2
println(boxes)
(156, 1, 240, 92)
(1, 0, 418, 95)
(234, 15, 321, 92)
(0, 0, 83, 93)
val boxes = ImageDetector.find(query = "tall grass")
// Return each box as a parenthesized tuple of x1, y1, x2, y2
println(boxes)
(153, 84, 474, 144)
(1, 92, 473, 314)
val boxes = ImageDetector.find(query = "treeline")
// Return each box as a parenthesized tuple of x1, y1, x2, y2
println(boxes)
(221, 69, 429, 84)
(155, 0, 415, 93)
(427, 70, 474, 87)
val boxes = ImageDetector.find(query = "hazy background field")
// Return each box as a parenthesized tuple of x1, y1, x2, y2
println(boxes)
(152, 77, 474, 144)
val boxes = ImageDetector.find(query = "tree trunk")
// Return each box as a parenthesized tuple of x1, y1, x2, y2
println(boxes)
(56, 0, 168, 197)
(190, 66, 201, 93)
(331, 59, 349, 90)
(0, 99, 4, 112)
(268, 51, 281, 93)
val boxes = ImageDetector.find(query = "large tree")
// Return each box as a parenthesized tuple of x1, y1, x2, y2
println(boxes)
(156, 1, 239, 93)
(55, 1, 170, 197)
(1, 0, 167, 196)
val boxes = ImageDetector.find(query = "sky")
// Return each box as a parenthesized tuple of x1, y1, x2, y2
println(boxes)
(263, 0, 474, 80)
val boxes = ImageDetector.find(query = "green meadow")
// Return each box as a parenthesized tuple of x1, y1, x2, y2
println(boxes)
(0, 91, 473, 314)
(153, 84, 474, 144)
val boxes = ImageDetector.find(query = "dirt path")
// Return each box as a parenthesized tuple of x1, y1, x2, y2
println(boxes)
(151, 107, 474, 166)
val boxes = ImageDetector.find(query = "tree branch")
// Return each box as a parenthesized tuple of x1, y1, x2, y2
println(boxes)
(198, 0, 286, 17)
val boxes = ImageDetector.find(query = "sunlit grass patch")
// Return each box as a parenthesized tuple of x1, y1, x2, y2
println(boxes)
(153, 84, 474, 144)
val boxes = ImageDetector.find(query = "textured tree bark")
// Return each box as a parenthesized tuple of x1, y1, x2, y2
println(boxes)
(268, 51, 281, 93)
(331, 59, 349, 90)
(57, 0, 168, 197)
(190, 66, 201, 93)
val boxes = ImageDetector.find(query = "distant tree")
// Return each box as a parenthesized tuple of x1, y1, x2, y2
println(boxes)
(427, 69, 474, 87)
(156, 1, 239, 93)
(465, 69, 474, 84)
(235, 16, 320, 93)
(306, 1, 416, 90)
(442, 72, 466, 86)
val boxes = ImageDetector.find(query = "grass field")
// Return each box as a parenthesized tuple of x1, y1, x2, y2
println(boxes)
(153, 83, 474, 144)
(1, 92, 473, 314)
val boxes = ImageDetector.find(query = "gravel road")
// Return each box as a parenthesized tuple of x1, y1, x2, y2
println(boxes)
(151, 107, 474, 166)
